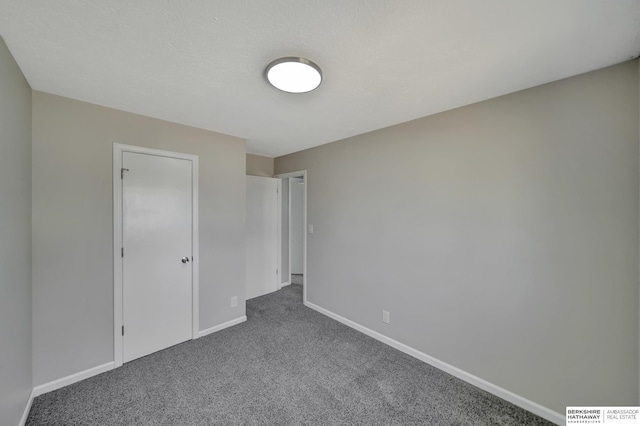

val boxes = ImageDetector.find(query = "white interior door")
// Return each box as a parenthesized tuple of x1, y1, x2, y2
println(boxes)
(291, 180, 305, 274)
(246, 175, 279, 300)
(122, 151, 193, 362)
(280, 178, 290, 285)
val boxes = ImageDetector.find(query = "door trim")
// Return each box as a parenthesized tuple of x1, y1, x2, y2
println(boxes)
(113, 143, 199, 368)
(274, 170, 307, 305)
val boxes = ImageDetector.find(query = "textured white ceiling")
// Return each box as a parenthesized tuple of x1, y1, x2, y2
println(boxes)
(1, 1, 639, 157)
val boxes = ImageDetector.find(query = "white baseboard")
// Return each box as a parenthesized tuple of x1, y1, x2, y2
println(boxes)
(198, 316, 247, 338)
(33, 362, 115, 397)
(19, 389, 35, 426)
(304, 301, 564, 426)
(280, 281, 291, 288)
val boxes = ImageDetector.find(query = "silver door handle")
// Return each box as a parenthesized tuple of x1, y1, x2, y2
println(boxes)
(182, 257, 190, 264)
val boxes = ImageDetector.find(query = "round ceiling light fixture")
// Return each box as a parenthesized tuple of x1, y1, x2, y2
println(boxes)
(265, 57, 322, 93)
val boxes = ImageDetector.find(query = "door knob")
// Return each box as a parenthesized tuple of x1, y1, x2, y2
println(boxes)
(182, 257, 190, 264)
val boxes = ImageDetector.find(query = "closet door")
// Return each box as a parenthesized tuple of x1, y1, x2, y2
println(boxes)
(246, 175, 279, 300)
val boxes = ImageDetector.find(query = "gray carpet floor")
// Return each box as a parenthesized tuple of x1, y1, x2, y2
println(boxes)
(26, 284, 554, 425)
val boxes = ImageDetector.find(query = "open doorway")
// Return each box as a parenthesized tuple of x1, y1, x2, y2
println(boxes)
(275, 171, 307, 303)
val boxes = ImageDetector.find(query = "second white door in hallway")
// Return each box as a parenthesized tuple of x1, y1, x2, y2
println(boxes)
(290, 180, 304, 275)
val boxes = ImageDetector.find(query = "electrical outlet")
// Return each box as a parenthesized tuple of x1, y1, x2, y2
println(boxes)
(382, 310, 390, 324)
(230, 296, 238, 307)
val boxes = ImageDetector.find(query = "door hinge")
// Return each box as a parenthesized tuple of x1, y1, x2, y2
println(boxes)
(121, 168, 129, 179)
(122, 326, 124, 336)
(276, 269, 278, 275)
(121, 247, 124, 258)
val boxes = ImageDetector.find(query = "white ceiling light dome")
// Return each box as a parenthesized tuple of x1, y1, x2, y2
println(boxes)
(265, 57, 322, 93)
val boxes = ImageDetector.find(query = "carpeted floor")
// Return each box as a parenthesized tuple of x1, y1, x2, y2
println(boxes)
(26, 285, 554, 425)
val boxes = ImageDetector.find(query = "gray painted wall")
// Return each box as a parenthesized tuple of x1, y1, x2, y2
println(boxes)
(275, 61, 640, 414)
(0, 36, 32, 424)
(246, 153, 274, 177)
(32, 92, 247, 386)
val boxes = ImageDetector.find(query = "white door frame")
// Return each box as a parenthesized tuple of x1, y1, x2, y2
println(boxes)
(274, 170, 307, 304)
(113, 143, 199, 368)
